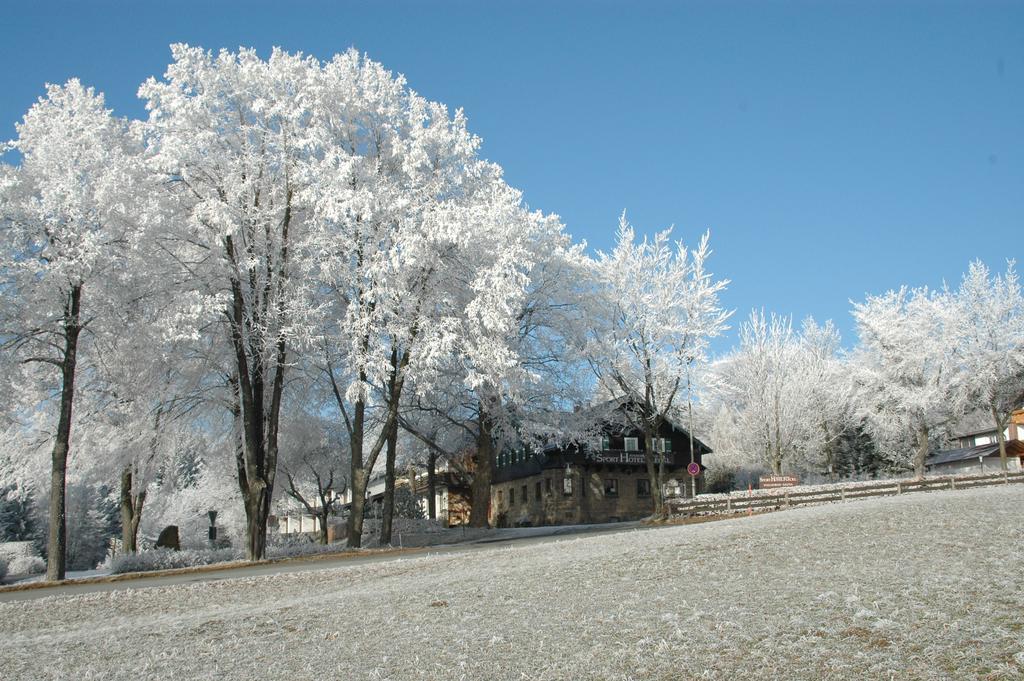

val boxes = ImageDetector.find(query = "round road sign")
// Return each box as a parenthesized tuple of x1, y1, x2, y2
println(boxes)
(687, 462, 700, 476)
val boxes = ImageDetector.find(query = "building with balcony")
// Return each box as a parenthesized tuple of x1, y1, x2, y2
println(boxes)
(489, 401, 711, 527)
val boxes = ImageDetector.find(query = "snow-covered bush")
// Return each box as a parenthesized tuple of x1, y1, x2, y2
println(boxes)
(265, 541, 346, 560)
(103, 547, 242, 574)
(361, 517, 445, 537)
(104, 538, 351, 574)
(264, 531, 350, 558)
(703, 466, 738, 494)
(0, 540, 43, 575)
(8, 555, 45, 575)
(1, 540, 54, 576)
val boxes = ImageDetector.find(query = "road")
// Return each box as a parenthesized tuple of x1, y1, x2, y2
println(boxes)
(0, 520, 643, 603)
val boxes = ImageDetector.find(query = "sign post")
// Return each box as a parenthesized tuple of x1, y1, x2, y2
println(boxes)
(686, 462, 700, 498)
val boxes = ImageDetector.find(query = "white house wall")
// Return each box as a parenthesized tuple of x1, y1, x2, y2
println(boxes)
(931, 457, 1023, 476)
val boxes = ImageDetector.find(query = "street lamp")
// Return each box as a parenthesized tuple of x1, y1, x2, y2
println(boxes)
(207, 510, 218, 545)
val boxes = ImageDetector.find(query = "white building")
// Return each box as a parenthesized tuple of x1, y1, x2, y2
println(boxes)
(274, 462, 470, 535)
(926, 441, 1024, 475)
(927, 408, 1024, 475)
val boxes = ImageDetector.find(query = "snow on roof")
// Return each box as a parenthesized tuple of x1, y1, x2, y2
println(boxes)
(950, 410, 999, 439)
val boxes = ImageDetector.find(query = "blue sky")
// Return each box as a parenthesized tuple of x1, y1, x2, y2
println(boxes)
(2, 1, 1021, 354)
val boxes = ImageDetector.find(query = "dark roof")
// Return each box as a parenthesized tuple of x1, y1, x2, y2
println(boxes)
(581, 396, 712, 453)
(492, 449, 577, 484)
(926, 440, 1024, 467)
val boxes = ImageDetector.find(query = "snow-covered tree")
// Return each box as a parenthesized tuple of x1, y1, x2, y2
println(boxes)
(710, 311, 810, 475)
(278, 399, 348, 545)
(64, 481, 119, 571)
(795, 318, 857, 477)
(305, 49, 491, 545)
(851, 286, 966, 477)
(139, 45, 324, 560)
(586, 214, 730, 515)
(393, 203, 588, 529)
(307, 50, 578, 539)
(0, 80, 143, 579)
(953, 260, 1024, 470)
(0, 482, 40, 544)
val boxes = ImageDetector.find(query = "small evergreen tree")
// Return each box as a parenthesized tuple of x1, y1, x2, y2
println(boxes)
(0, 484, 39, 543)
(65, 484, 120, 571)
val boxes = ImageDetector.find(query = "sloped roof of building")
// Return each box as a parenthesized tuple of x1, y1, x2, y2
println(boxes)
(926, 440, 1024, 466)
(579, 396, 712, 452)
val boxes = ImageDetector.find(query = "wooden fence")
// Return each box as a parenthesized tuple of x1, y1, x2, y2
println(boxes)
(666, 470, 1024, 517)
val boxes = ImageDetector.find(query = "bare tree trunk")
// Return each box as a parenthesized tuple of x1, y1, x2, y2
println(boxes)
(380, 419, 398, 545)
(119, 464, 146, 554)
(992, 405, 1009, 472)
(119, 466, 134, 551)
(244, 488, 271, 560)
(469, 409, 493, 528)
(46, 283, 82, 582)
(345, 394, 367, 548)
(343, 396, 403, 547)
(914, 422, 930, 479)
(230, 356, 281, 562)
(335, 342, 411, 548)
(427, 451, 437, 520)
(643, 430, 665, 517)
(317, 508, 330, 545)
(224, 228, 287, 560)
(121, 406, 160, 554)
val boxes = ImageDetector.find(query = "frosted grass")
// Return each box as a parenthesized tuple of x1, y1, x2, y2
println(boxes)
(2, 485, 1022, 680)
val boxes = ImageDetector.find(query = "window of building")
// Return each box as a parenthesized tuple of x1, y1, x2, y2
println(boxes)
(637, 478, 651, 497)
(601, 435, 611, 450)
(521, 485, 528, 503)
(545, 477, 552, 493)
(509, 488, 515, 505)
(624, 437, 639, 452)
(536, 481, 542, 499)
(604, 478, 618, 496)
(655, 438, 670, 453)
(563, 476, 573, 495)
(497, 490, 504, 506)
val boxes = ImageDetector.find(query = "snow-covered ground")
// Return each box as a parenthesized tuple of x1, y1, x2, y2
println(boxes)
(2, 485, 1022, 680)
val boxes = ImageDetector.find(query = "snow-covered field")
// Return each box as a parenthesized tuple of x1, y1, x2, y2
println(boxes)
(2, 486, 1022, 680)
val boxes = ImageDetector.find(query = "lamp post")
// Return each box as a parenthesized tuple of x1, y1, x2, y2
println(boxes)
(207, 510, 218, 545)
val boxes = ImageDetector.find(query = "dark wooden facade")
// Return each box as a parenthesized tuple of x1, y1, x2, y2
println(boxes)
(489, 408, 711, 527)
